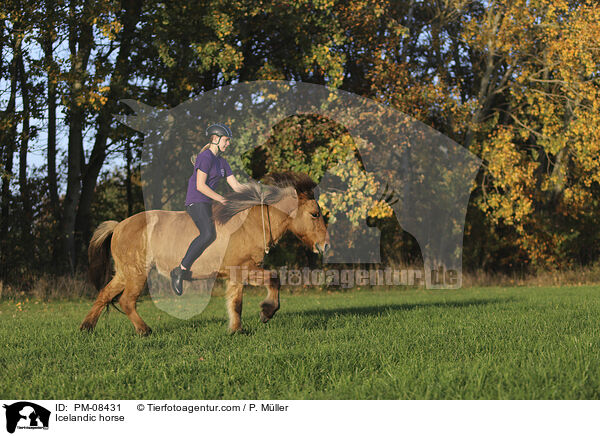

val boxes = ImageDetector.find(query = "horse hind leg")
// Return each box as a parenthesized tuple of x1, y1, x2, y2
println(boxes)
(119, 274, 152, 336)
(259, 275, 280, 323)
(80, 274, 126, 332)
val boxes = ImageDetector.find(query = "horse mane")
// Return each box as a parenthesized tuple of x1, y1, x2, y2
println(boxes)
(213, 172, 317, 225)
(261, 172, 317, 199)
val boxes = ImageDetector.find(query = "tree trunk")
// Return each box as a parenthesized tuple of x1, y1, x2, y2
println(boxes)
(75, 0, 143, 251)
(17, 50, 32, 242)
(61, 0, 94, 272)
(0, 32, 21, 277)
(0, 18, 4, 90)
(44, 0, 59, 224)
(464, 7, 502, 150)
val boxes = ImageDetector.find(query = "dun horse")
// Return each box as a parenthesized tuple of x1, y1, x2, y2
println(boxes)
(80, 172, 329, 335)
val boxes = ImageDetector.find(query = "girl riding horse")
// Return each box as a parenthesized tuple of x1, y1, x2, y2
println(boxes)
(170, 123, 244, 295)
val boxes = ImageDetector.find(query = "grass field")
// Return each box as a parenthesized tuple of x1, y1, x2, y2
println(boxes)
(1, 285, 599, 399)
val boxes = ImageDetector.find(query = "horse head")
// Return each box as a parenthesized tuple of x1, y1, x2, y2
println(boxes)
(290, 192, 330, 255)
(262, 172, 330, 255)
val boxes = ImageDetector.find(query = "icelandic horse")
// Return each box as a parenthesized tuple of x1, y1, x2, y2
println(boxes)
(80, 172, 329, 335)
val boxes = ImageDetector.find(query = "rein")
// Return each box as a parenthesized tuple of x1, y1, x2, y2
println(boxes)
(260, 193, 274, 254)
(260, 201, 273, 254)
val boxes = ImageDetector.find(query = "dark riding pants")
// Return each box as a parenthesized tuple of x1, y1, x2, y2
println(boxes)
(181, 202, 217, 270)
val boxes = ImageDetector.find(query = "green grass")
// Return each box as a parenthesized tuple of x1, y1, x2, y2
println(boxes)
(1, 285, 600, 399)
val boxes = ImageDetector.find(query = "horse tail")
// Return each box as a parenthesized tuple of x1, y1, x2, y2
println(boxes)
(88, 220, 119, 291)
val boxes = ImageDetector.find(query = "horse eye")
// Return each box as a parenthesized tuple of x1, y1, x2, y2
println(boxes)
(311, 211, 320, 218)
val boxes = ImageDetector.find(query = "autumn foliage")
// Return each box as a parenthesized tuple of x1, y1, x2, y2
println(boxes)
(0, 0, 599, 281)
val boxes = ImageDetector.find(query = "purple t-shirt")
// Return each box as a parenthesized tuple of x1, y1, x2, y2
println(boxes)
(185, 149, 233, 205)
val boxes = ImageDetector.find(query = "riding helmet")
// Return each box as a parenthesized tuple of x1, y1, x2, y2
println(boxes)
(206, 123, 233, 138)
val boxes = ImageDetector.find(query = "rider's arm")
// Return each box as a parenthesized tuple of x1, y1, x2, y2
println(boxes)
(196, 170, 226, 203)
(226, 174, 244, 193)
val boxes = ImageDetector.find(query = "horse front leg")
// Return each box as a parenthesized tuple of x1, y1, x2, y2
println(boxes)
(246, 268, 280, 323)
(225, 281, 244, 333)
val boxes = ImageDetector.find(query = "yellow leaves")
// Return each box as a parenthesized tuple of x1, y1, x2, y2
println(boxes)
(194, 42, 243, 79)
(478, 0, 600, 264)
(303, 43, 346, 88)
(156, 41, 175, 68)
(387, 18, 409, 39)
(203, 11, 234, 40)
(318, 151, 393, 226)
(98, 20, 123, 41)
(88, 85, 110, 109)
(479, 126, 539, 233)
(257, 62, 286, 81)
(367, 201, 393, 219)
(311, 0, 336, 10)
(543, 4, 600, 84)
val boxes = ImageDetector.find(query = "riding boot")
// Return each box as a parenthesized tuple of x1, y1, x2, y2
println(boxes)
(170, 266, 191, 296)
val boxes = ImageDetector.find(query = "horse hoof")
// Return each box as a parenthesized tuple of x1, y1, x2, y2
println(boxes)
(229, 327, 245, 335)
(260, 311, 271, 323)
(80, 321, 95, 332)
(138, 327, 152, 336)
(259, 302, 278, 323)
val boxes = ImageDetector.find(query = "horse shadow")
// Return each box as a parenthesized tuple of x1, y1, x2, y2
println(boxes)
(132, 297, 516, 335)
(146, 314, 257, 336)
(280, 297, 516, 330)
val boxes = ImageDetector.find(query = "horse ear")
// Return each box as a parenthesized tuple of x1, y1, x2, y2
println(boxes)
(271, 188, 298, 218)
(114, 99, 163, 134)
